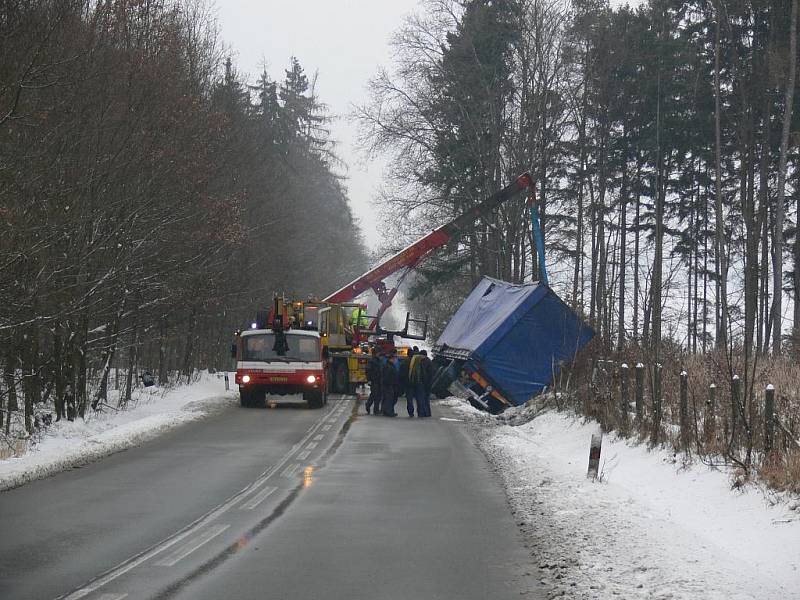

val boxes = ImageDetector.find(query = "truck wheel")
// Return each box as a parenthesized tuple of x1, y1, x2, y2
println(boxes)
(254, 390, 267, 408)
(332, 362, 348, 394)
(240, 390, 251, 408)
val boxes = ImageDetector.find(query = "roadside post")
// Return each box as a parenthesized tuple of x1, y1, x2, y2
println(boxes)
(587, 429, 603, 480)
(619, 363, 629, 430)
(679, 370, 688, 447)
(651, 364, 662, 445)
(635, 363, 644, 422)
(765, 384, 775, 455)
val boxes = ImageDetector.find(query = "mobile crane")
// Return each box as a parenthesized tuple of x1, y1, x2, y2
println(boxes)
(325, 173, 535, 319)
(233, 173, 536, 407)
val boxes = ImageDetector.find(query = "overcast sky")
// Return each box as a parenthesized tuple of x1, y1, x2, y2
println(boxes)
(215, 0, 422, 251)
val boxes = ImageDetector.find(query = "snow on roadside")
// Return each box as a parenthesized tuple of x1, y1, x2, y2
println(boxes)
(440, 397, 800, 600)
(0, 373, 237, 492)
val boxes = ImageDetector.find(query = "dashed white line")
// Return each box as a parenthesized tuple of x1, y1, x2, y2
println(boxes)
(313, 434, 324, 441)
(154, 524, 231, 567)
(240, 486, 277, 511)
(297, 450, 311, 460)
(62, 524, 203, 599)
(305, 442, 318, 450)
(94, 594, 128, 600)
(62, 400, 351, 599)
(281, 464, 299, 478)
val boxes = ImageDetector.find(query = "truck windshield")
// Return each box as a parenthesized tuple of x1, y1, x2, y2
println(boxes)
(242, 334, 320, 362)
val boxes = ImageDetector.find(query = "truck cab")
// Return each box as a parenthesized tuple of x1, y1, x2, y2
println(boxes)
(233, 328, 327, 408)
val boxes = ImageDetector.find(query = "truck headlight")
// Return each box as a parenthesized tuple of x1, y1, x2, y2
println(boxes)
(306, 375, 317, 384)
(242, 375, 251, 384)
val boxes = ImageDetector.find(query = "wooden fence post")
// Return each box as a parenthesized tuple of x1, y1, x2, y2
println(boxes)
(620, 363, 629, 430)
(635, 362, 644, 423)
(651, 364, 662, 445)
(679, 370, 689, 446)
(705, 383, 716, 446)
(587, 429, 603, 479)
(764, 384, 775, 455)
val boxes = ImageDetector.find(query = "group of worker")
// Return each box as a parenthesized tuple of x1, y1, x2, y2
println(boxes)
(364, 346, 434, 418)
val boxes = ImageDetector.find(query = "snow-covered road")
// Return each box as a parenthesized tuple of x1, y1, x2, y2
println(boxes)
(445, 398, 800, 600)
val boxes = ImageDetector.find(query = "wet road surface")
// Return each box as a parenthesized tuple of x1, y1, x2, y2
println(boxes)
(0, 395, 541, 600)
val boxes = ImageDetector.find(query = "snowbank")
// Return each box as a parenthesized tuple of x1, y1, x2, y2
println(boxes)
(0, 373, 237, 492)
(441, 398, 800, 600)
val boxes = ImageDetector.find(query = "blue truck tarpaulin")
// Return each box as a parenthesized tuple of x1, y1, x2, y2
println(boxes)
(434, 277, 594, 407)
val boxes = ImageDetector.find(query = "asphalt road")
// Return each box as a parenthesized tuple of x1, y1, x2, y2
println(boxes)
(0, 395, 542, 600)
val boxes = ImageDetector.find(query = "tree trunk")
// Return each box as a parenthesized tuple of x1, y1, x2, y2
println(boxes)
(775, 0, 798, 354)
(4, 343, 16, 435)
(633, 161, 642, 344)
(76, 316, 88, 419)
(757, 93, 772, 355)
(703, 169, 710, 353)
(651, 61, 664, 358)
(795, 196, 800, 343)
(53, 325, 66, 421)
(158, 315, 169, 385)
(617, 158, 628, 351)
(183, 307, 197, 384)
(93, 297, 126, 410)
(714, 1, 729, 350)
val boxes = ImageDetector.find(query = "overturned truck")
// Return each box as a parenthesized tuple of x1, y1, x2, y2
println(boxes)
(432, 277, 594, 413)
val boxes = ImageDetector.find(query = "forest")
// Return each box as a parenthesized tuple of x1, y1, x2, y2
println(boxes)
(0, 0, 368, 432)
(361, 0, 800, 360)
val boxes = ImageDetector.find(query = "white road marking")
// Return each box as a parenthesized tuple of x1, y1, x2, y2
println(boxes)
(154, 524, 231, 567)
(94, 594, 128, 600)
(240, 486, 277, 511)
(281, 464, 299, 478)
(305, 442, 318, 450)
(297, 450, 311, 460)
(313, 434, 324, 441)
(62, 524, 205, 599)
(63, 398, 353, 598)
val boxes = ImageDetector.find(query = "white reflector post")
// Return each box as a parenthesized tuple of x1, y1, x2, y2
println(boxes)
(587, 429, 603, 480)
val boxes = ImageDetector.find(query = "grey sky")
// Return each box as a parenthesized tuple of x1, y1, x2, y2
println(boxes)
(216, 1, 642, 252)
(215, 0, 422, 251)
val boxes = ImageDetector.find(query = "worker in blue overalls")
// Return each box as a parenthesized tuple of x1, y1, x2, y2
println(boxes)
(381, 350, 400, 417)
(365, 349, 383, 415)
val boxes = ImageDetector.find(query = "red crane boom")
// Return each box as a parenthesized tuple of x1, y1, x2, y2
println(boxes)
(324, 173, 534, 323)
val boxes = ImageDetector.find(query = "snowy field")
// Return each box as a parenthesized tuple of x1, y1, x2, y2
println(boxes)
(0, 372, 237, 492)
(441, 398, 800, 600)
